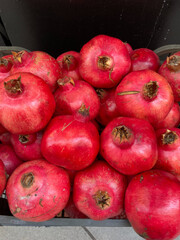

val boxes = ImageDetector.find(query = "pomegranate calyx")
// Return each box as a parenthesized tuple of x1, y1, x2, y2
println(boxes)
(143, 81, 159, 100)
(21, 172, 34, 188)
(19, 135, 29, 144)
(4, 76, 23, 95)
(167, 55, 180, 71)
(97, 56, 113, 71)
(117, 91, 140, 96)
(78, 103, 90, 116)
(57, 76, 75, 86)
(96, 88, 105, 98)
(112, 125, 132, 143)
(162, 129, 178, 145)
(93, 190, 111, 209)
(0, 58, 8, 66)
(12, 51, 24, 63)
(63, 55, 77, 71)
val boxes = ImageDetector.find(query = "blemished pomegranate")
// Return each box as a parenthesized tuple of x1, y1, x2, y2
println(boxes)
(10, 50, 62, 92)
(73, 161, 127, 220)
(64, 194, 88, 218)
(0, 132, 11, 145)
(154, 102, 180, 129)
(6, 159, 70, 222)
(115, 70, 174, 127)
(125, 170, 180, 240)
(0, 159, 7, 195)
(10, 132, 43, 161)
(159, 51, 180, 102)
(0, 144, 23, 176)
(0, 72, 55, 134)
(100, 117, 157, 175)
(130, 48, 160, 72)
(96, 88, 120, 126)
(41, 115, 99, 170)
(56, 51, 82, 80)
(79, 35, 131, 88)
(0, 58, 13, 83)
(54, 77, 100, 122)
(124, 42, 133, 55)
(154, 128, 180, 176)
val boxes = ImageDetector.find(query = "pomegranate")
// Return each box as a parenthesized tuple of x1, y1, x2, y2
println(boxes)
(154, 128, 180, 176)
(0, 144, 23, 176)
(0, 159, 6, 195)
(6, 159, 70, 222)
(115, 70, 174, 126)
(154, 102, 180, 129)
(73, 160, 127, 220)
(56, 51, 82, 80)
(124, 42, 133, 55)
(41, 115, 99, 170)
(125, 170, 180, 240)
(0, 58, 13, 83)
(10, 132, 43, 161)
(96, 88, 120, 126)
(10, 50, 61, 92)
(159, 52, 180, 102)
(79, 35, 131, 88)
(0, 132, 11, 145)
(100, 117, 157, 175)
(54, 77, 100, 121)
(130, 48, 160, 72)
(0, 73, 55, 134)
(64, 194, 88, 218)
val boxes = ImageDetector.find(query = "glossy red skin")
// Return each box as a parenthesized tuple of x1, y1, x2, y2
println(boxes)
(73, 161, 127, 220)
(0, 144, 23, 176)
(6, 159, 70, 222)
(79, 35, 131, 88)
(115, 70, 174, 127)
(100, 117, 158, 175)
(154, 128, 180, 176)
(10, 132, 43, 161)
(130, 48, 160, 72)
(57, 51, 82, 80)
(159, 52, 180, 102)
(54, 79, 100, 121)
(0, 124, 7, 134)
(10, 50, 62, 92)
(96, 88, 120, 126)
(0, 132, 11, 145)
(154, 102, 180, 129)
(0, 58, 13, 83)
(64, 194, 88, 218)
(125, 170, 180, 240)
(41, 115, 99, 170)
(0, 72, 55, 134)
(0, 159, 6, 195)
(124, 42, 133, 55)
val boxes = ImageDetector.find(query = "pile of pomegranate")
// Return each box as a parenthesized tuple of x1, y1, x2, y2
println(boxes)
(0, 34, 180, 240)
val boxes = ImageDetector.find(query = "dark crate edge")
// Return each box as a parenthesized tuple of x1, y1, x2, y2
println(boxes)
(0, 215, 130, 227)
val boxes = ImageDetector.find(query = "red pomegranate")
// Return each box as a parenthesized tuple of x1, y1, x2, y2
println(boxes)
(54, 77, 100, 121)
(41, 115, 99, 170)
(6, 159, 70, 222)
(130, 48, 160, 72)
(56, 51, 82, 80)
(73, 161, 127, 220)
(159, 52, 180, 102)
(10, 50, 61, 92)
(0, 132, 11, 145)
(0, 159, 6, 195)
(64, 194, 88, 218)
(0, 58, 12, 83)
(154, 102, 180, 129)
(125, 170, 180, 240)
(79, 35, 131, 88)
(96, 88, 120, 126)
(100, 117, 157, 175)
(10, 132, 43, 161)
(124, 42, 133, 55)
(154, 128, 180, 176)
(0, 73, 55, 134)
(115, 70, 174, 127)
(0, 144, 23, 176)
